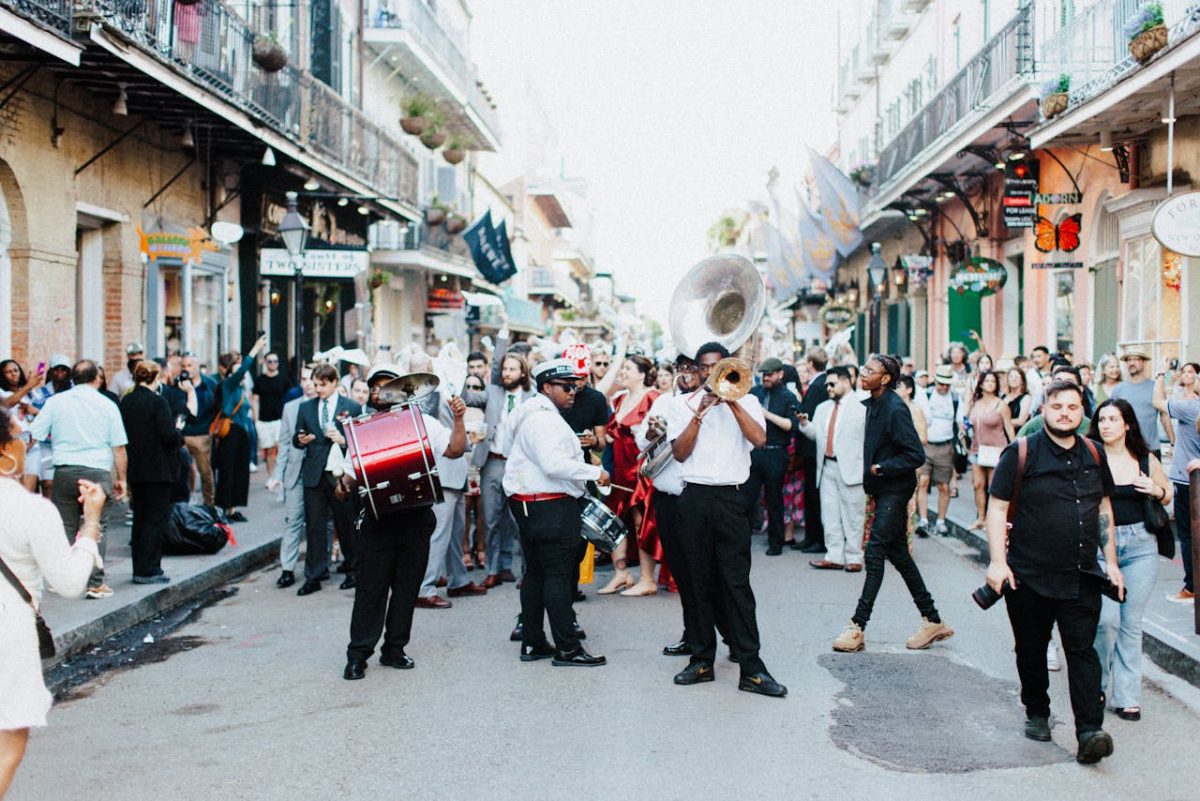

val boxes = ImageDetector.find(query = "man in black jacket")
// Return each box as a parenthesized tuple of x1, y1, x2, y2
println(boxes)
(796, 347, 829, 553)
(833, 354, 952, 653)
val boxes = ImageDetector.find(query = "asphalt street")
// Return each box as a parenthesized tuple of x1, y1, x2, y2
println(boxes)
(11, 533, 1199, 801)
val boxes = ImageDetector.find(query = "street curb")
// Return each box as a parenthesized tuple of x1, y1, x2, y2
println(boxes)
(932, 516, 1200, 693)
(45, 537, 282, 668)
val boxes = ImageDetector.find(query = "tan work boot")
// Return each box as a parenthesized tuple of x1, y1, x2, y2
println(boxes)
(832, 620, 865, 652)
(906, 617, 954, 650)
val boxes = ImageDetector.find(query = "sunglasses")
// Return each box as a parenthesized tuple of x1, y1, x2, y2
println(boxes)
(550, 382, 582, 394)
(593, 361, 611, 367)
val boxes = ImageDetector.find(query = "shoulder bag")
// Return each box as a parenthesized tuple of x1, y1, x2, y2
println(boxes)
(209, 392, 245, 440)
(0, 554, 55, 659)
(1138, 454, 1175, 559)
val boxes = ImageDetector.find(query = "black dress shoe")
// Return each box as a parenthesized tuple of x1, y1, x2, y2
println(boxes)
(1076, 730, 1114, 764)
(765, 545, 783, 556)
(509, 614, 524, 642)
(799, 542, 825, 554)
(339, 576, 357, 590)
(674, 661, 714, 685)
(228, 511, 249, 523)
(663, 639, 692, 656)
(520, 642, 555, 662)
(343, 660, 367, 680)
(573, 621, 587, 640)
(738, 671, 787, 698)
(297, 581, 322, 596)
(573, 589, 587, 602)
(276, 570, 295, 588)
(552, 647, 606, 667)
(380, 653, 414, 670)
(786, 541, 805, 550)
(1024, 716, 1052, 742)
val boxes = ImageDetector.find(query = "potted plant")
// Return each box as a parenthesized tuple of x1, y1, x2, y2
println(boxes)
(399, 94, 435, 136)
(445, 213, 467, 235)
(425, 196, 448, 226)
(848, 163, 875, 189)
(442, 134, 470, 165)
(252, 33, 288, 73)
(420, 121, 447, 150)
(368, 268, 390, 291)
(1040, 73, 1070, 119)
(1125, 3, 1168, 63)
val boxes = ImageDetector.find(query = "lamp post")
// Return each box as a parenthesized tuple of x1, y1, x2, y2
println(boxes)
(867, 242, 887, 354)
(279, 191, 310, 385)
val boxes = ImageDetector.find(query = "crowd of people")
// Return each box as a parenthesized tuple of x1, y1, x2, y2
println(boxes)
(2, 323, 1200, 791)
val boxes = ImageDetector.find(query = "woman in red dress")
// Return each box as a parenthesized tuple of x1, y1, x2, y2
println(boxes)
(597, 355, 660, 596)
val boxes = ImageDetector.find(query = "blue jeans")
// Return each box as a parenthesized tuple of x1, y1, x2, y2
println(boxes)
(1094, 522, 1160, 708)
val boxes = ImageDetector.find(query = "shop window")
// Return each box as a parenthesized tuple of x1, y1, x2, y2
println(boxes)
(1054, 271, 1074, 355)
(190, 272, 223, 373)
(1121, 235, 1182, 363)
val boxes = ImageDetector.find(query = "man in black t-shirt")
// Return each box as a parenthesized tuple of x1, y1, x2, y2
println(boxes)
(253, 353, 293, 483)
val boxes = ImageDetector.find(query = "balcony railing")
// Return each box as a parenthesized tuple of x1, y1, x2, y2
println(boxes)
(78, 0, 418, 206)
(2, 0, 71, 37)
(874, 3, 1035, 191)
(367, 0, 468, 91)
(527, 266, 580, 307)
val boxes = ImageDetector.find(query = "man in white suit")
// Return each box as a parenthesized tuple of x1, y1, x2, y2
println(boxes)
(797, 365, 867, 572)
(268, 365, 316, 588)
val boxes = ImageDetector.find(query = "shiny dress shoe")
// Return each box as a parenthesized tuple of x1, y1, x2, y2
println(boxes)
(552, 647, 606, 667)
(482, 574, 503, 590)
(765, 545, 783, 556)
(573, 621, 587, 640)
(809, 560, 844, 570)
(1024, 716, 1052, 742)
(738, 671, 787, 698)
(520, 642, 555, 662)
(510, 615, 524, 642)
(663, 639, 692, 657)
(380, 653, 415, 670)
(276, 570, 296, 589)
(343, 660, 367, 680)
(498, 569, 518, 583)
(844, 563, 863, 573)
(296, 581, 322, 596)
(415, 595, 453, 609)
(447, 581, 488, 597)
(673, 661, 714, 685)
(339, 576, 357, 590)
(1076, 730, 1114, 764)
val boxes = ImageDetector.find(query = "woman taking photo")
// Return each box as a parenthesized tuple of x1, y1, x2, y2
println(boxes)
(0, 410, 104, 797)
(1089, 398, 1172, 720)
(213, 335, 268, 522)
(1004, 367, 1033, 429)
(119, 361, 183, 584)
(0, 361, 44, 494)
(967, 371, 1013, 529)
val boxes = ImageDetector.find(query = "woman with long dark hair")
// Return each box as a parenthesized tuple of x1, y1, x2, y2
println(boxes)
(967, 371, 1013, 529)
(213, 335, 268, 521)
(1004, 367, 1032, 429)
(1088, 398, 1172, 721)
(0, 360, 44, 493)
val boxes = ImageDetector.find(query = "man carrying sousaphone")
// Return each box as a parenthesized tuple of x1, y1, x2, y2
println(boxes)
(666, 342, 787, 698)
(503, 358, 611, 666)
(336, 366, 467, 681)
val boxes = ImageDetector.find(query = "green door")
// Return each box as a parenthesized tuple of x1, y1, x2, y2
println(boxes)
(1092, 258, 1118, 359)
(886, 301, 910, 355)
(947, 290, 983, 351)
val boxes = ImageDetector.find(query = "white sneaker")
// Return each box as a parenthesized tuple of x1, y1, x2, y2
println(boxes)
(1166, 589, 1195, 604)
(1047, 641, 1061, 671)
(933, 520, 948, 536)
(249, 463, 259, 473)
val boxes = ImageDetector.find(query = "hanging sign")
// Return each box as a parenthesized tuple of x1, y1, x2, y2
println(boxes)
(1034, 192, 1082, 205)
(900, 254, 933, 289)
(138, 226, 219, 264)
(1031, 261, 1084, 270)
(947, 257, 1008, 296)
(1151, 191, 1200, 257)
(259, 248, 368, 278)
(1002, 160, 1039, 229)
(819, 302, 855, 330)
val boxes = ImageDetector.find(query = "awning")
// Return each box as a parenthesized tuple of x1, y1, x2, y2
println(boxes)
(0, 6, 82, 65)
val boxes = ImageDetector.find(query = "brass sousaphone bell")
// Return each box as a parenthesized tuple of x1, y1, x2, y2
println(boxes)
(376, 372, 440, 409)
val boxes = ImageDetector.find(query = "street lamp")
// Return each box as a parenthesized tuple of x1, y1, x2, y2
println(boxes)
(279, 191, 310, 384)
(867, 242, 886, 353)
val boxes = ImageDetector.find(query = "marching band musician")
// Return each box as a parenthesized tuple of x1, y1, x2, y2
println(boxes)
(666, 342, 788, 698)
(338, 368, 467, 681)
(503, 359, 611, 666)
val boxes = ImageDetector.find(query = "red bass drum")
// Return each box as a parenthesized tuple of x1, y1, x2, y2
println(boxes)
(344, 404, 443, 520)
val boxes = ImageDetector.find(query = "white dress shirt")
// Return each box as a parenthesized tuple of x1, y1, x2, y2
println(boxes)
(503, 393, 602, 497)
(665, 391, 765, 486)
(633, 392, 684, 496)
(491, 389, 520, 456)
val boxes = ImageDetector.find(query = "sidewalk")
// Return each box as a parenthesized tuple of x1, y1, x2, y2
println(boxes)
(932, 474, 1200, 690)
(39, 481, 286, 667)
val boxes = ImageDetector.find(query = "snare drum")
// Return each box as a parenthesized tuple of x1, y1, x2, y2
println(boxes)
(345, 404, 443, 520)
(579, 495, 627, 551)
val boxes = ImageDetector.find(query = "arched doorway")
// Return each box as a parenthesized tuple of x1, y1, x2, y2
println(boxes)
(0, 181, 12, 359)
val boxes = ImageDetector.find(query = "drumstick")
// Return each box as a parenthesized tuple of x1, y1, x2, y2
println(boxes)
(608, 483, 636, 493)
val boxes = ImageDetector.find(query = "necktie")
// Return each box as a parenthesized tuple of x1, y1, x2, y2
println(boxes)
(320, 399, 329, 429)
(825, 401, 839, 458)
(506, 393, 515, 413)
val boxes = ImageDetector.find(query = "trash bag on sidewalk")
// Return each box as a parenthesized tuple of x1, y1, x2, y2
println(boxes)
(164, 504, 235, 556)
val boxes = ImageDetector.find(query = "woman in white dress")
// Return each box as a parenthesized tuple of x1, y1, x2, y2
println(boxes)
(0, 410, 104, 798)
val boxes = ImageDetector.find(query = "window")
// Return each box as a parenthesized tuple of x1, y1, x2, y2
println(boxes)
(1122, 235, 1182, 352)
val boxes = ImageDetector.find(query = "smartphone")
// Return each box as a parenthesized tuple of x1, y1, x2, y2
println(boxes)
(175, 413, 187, 430)
(36, 361, 46, 375)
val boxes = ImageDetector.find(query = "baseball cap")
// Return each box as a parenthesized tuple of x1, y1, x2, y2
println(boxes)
(125, 341, 145, 356)
(758, 357, 785, 374)
(915, 369, 929, 380)
(533, 358, 582, 384)
(934, 365, 954, 385)
(48, 354, 71, 369)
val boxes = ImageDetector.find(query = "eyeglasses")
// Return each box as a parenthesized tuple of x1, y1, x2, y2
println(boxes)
(265, 358, 279, 364)
(550, 382, 582, 394)
(465, 382, 484, 391)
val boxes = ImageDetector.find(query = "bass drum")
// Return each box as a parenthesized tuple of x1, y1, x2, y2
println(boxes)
(579, 495, 627, 551)
(345, 404, 443, 520)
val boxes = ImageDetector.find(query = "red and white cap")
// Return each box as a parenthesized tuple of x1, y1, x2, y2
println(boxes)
(561, 342, 592, 378)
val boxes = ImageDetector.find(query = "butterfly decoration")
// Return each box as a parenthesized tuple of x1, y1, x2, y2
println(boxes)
(1034, 213, 1083, 253)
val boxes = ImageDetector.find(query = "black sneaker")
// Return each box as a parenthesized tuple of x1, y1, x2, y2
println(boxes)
(520, 642, 555, 662)
(1024, 716, 1052, 742)
(228, 511, 248, 523)
(738, 671, 787, 698)
(552, 647, 606, 667)
(673, 661, 715, 685)
(1076, 730, 1114, 764)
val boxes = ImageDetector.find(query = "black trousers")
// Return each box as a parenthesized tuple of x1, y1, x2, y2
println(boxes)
(213, 425, 250, 509)
(742, 448, 788, 547)
(129, 481, 171, 578)
(303, 478, 358, 582)
(510, 497, 581, 653)
(347, 506, 435, 662)
(1004, 578, 1104, 737)
(852, 491, 938, 628)
(801, 454, 824, 547)
(677, 483, 765, 676)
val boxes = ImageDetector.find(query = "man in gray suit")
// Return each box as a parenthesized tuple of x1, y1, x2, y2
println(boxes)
(463, 332, 534, 589)
(268, 365, 316, 588)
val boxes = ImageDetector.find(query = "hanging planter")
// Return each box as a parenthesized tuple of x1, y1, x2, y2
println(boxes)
(420, 125, 447, 150)
(399, 93, 435, 136)
(1125, 4, 1168, 63)
(1039, 73, 1070, 119)
(442, 134, 470, 165)
(425, 198, 447, 226)
(252, 35, 288, 73)
(368, 268, 390, 291)
(445, 214, 467, 235)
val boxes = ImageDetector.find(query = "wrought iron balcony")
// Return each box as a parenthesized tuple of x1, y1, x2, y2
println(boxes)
(527, 265, 580, 307)
(76, 0, 418, 206)
(873, 3, 1036, 192)
(2, 0, 72, 37)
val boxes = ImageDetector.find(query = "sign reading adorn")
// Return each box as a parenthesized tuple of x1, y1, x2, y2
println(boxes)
(1002, 159, 1040, 229)
(259, 248, 369, 279)
(1152, 191, 1200, 257)
(1031, 261, 1084, 270)
(948, 257, 1008, 296)
(1034, 192, 1083, 205)
(820, 302, 855, 330)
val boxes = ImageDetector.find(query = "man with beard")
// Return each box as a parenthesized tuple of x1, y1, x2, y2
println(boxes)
(984, 380, 1122, 764)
